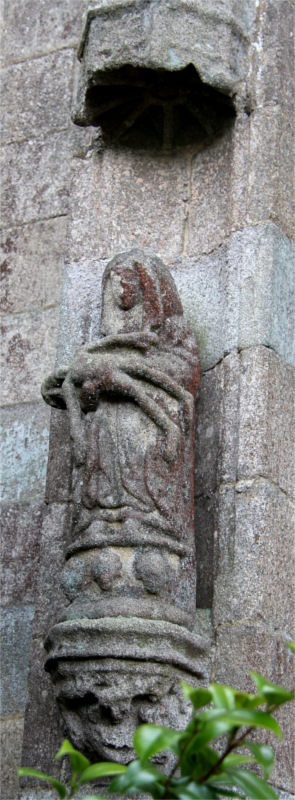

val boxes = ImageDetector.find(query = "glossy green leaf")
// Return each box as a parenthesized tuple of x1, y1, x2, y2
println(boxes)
(200, 708, 282, 737)
(210, 684, 237, 711)
(174, 781, 219, 799)
(134, 723, 182, 760)
(230, 691, 264, 710)
(224, 768, 278, 798)
(184, 718, 237, 754)
(246, 742, 274, 779)
(221, 753, 255, 769)
(18, 768, 66, 799)
(79, 762, 127, 784)
(181, 684, 212, 711)
(206, 786, 244, 799)
(109, 759, 164, 794)
(180, 744, 219, 780)
(249, 672, 294, 707)
(286, 641, 295, 653)
(56, 739, 90, 774)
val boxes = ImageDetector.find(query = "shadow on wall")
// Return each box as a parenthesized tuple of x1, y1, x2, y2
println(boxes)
(73, 64, 236, 151)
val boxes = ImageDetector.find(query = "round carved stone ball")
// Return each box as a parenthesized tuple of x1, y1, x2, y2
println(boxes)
(91, 549, 123, 591)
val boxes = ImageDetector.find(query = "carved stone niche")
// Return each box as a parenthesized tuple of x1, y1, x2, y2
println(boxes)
(42, 250, 210, 762)
(72, 0, 255, 148)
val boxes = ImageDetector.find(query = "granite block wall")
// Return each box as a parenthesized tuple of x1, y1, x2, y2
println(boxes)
(0, 3, 87, 797)
(0, 0, 294, 797)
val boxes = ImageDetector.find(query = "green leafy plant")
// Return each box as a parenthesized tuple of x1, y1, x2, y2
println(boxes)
(18, 671, 294, 800)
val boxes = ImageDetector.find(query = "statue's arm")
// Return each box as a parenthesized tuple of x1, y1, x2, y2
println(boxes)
(124, 363, 194, 430)
(84, 332, 159, 352)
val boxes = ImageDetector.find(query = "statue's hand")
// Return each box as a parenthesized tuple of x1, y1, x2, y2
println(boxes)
(41, 367, 68, 408)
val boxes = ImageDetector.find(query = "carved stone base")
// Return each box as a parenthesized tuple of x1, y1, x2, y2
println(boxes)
(45, 617, 210, 763)
(47, 657, 207, 764)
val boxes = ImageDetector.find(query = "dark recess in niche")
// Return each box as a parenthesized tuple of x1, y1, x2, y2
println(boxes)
(74, 64, 236, 150)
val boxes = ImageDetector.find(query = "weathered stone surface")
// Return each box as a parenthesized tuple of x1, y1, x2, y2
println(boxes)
(248, 0, 294, 118)
(0, 605, 35, 715)
(195, 347, 294, 504)
(1, 502, 44, 606)
(55, 260, 106, 367)
(74, 0, 256, 129)
(186, 113, 249, 256)
(238, 347, 294, 497)
(230, 224, 295, 368)
(213, 479, 295, 636)
(48, 658, 206, 764)
(45, 410, 72, 504)
(0, 50, 74, 145)
(194, 495, 216, 609)
(173, 250, 240, 370)
(212, 626, 295, 793)
(0, 0, 87, 64)
(195, 350, 240, 495)
(247, 107, 294, 241)
(21, 637, 64, 778)
(0, 218, 66, 315)
(0, 131, 71, 228)
(65, 148, 187, 265)
(1, 307, 59, 406)
(0, 402, 51, 503)
(0, 716, 24, 800)
(32, 504, 70, 639)
(172, 225, 294, 371)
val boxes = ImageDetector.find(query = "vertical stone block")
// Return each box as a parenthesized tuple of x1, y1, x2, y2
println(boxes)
(247, 107, 294, 240)
(238, 347, 294, 497)
(0, 716, 24, 800)
(45, 410, 72, 505)
(0, 606, 35, 715)
(213, 626, 295, 793)
(0, 50, 74, 145)
(172, 249, 239, 370)
(0, 0, 87, 63)
(65, 149, 187, 264)
(248, 0, 294, 117)
(186, 114, 249, 256)
(0, 131, 71, 227)
(0, 403, 51, 503)
(229, 224, 295, 368)
(1, 307, 59, 405)
(0, 217, 66, 315)
(195, 350, 240, 496)
(21, 637, 63, 778)
(1, 503, 44, 606)
(213, 479, 295, 636)
(32, 504, 70, 638)
(55, 260, 107, 367)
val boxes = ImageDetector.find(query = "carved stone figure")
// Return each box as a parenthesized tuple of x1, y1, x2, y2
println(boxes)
(42, 250, 209, 760)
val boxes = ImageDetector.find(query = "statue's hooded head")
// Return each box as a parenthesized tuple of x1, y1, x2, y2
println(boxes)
(100, 249, 183, 335)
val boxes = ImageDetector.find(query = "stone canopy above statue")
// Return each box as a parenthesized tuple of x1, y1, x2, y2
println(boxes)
(72, 0, 255, 148)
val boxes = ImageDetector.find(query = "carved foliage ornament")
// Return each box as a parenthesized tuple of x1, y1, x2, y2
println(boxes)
(42, 250, 209, 762)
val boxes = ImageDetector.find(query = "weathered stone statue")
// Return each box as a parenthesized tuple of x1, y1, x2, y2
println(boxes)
(42, 250, 209, 762)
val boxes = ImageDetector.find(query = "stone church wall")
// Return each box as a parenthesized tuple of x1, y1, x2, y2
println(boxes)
(0, 1, 294, 798)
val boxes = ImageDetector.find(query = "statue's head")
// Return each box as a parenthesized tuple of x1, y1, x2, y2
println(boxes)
(50, 659, 192, 764)
(100, 249, 183, 335)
